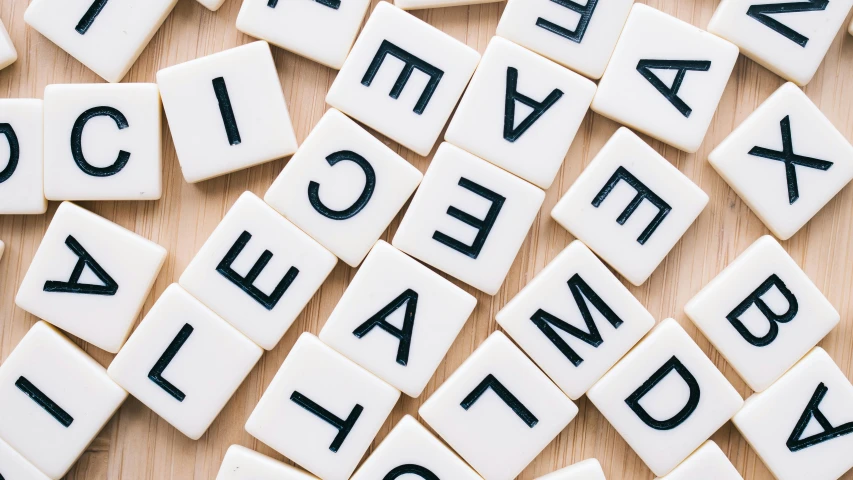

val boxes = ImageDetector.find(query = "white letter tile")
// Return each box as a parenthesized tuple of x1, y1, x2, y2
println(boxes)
(535, 459, 605, 480)
(196, 0, 226, 12)
(708, 83, 853, 240)
(0, 99, 47, 215)
(216, 445, 317, 480)
(419, 331, 578, 480)
(245, 333, 400, 480)
(0, 322, 127, 479)
(732, 348, 853, 480)
(657, 441, 742, 480)
(395, 0, 501, 11)
(16, 202, 167, 353)
(496, 240, 655, 400)
(0, 436, 50, 480)
(591, 4, 739, 153)
(179, 192, 337, 350)
(157, 41, 298, 183)
(107, 284, 263, 440)
(0, 18, 17, 71)
(551, 128, 708, 286)
(265, 109, 423, 267)
(393, 143, 545, 295)
(445, 37, 596, 189)
(326, 2, 480, 156)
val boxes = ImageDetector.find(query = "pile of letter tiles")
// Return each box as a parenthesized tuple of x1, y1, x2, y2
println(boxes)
(2, 0, 853, 479)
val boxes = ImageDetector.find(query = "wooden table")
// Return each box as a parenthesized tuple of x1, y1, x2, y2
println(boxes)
(2, 0, 853, 478)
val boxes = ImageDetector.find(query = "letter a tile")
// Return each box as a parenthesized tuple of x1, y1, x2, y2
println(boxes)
(419, 332, 578, 480)
(551, 128, 708, 286)
(0, 99, 47, 215)
(16, 202, 167, 353)
(587, 319, 743, 477)
(216, 445, 317, 480)
(535, 459, 605, 480)
(657, 441, 743, 480)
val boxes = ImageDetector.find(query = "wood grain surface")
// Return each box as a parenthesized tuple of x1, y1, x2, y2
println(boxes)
(2, 0, 853, 478)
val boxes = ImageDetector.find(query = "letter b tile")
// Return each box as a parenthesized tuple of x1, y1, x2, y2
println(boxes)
(0, 436, 50, 480)
(587, 319, 744, 477)
(216, 445, 317, 480)
(658, 441, 743, 480)
(419, 332, 578, 480)
(0, 99, 47, 215)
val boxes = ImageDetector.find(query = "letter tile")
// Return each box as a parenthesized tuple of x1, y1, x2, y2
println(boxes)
(43, 83, 161, 201)
(0, 322, 127, 479)
(236, 0, 371, 69)
(15, 202, 167, 353)
(107, 284, 262, 440)
(0, 240, 4, 261)
(180, 192, 336, 350)
(0, 18, 17, 71)
(395, 0, 500, 11)
(685, 236, 838, 392)
(319, 241, 477, 397)
(157, 41, 298, 183)
(657, 441, 742, 480)
(590, 4, 739, 152)
(732, 348, 853, 480)
(709, 0, 853, 86)
(0, 436, 50, 480)
(496, 0, 633, 80)
(325, 2, 480, 156)
(196, 0, 227, 12)
(350, 415, 482, 480)
(496, 240, 655, 400)
(708, 83, 853, 240)
(419, 332, 578, 480)
(24, 0, 177, 83)
(393, 143, 545, 295)
(265, 109, 423, 267)
(535, 459, 605, 480)
(0, 99, 46, 215)
(445, 37, 596, 189)
(245, 333, 400, 480)
(551, 128, 708, 286)
(586, 319, 744, 477)
(216, 445, 317, 480)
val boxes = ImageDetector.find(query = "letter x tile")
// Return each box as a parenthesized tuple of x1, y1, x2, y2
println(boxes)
(419, 332, 578, 480)
(708, 82, 853, 240)
(0, 436, 50, 480)
(551, 128, 708, 286)
(216, 445, 317, 480)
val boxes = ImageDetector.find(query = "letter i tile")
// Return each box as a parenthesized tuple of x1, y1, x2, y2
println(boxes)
(15, 202, 167, 353)
(587, 319, 743, 477)
(685, 236, 838, 392)
(180, 192, 337, 350)
(0, 99, 47, 215)
(0, 18, 16, 71)
(419, 332, 578, 480)
(326, 2, 480, 156)
(733, 348, 853, 480)
(216, 445, 317, 480)
(0, 322, 127, 480)
(657, 441, 743, 480)
(708, 83, 853, 240)
(535, 459, 605, 480)
(245, 333, 400, 480)
(0, 436, 50, 480)
(551, 128, 708, 286)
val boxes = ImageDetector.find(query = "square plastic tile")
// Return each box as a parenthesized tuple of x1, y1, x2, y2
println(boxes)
(591, 4, 739, 152)
(319, 241, 477, 397)
(0, 99, 47, 215)
(0, 322, 127, 480)
(44, 83, 162, 201)
(708, 82, 853, 240)
(236, 0, 371, 69)
(264, 109, 422, 267)
(732, 348, 853, 480)
(419, 331, 578, 480)
(107, 284, 263, 440)
(445, 37, 596, 189)
(0, 18, 17, 71)
(551, 128, 708, 286)
(180, 192, 337, 350)
(216, 445, 317, 480)
(685, 236, 839, 392)
(0, 436, 50, 480)
(709, 0, 853, 86)
(587, 319, 744, 477)
(350, 415, 482, 480)
(496, 0, 634, 80)
(326, 2, 480, 156)
(395, 0, 501, 11)
(657, 441, 743, 480)
(393, 143, 545, 295)
(157, 41, 298, 183)
(496, 240, 655, 400)
(245, 333, 400, 480)
(24, 0, 177, 82)
(196, 0, 226, 11)
(16, 202, 167, 353)
(535, 459, 605, 480)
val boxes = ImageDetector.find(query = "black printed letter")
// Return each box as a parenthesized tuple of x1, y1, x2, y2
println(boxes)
(636, 60, 712, 118)
(433, 177, 506, 259)
(44, 235, 119, 296)
(212, 77, 242, 146)
(71, 106, 130, 177)
(290, 391, 363, 452)
(352, 289, 418, 366)
(148, 323, 194, 402)
(216, 231, 300, 311)
(536, 0, 599, 43)
(308, 150, 377, 220)
(726, 274, 798, 347)
(0, 123, 19, 184)
(384, 465, 439, 480)
(76, 0, 110, 35)
(16, 376, 74, 427)
(362, 40, 445, 115)
(504, 67, 564, 142)
(625, 356, 700, 430)
(787, 382, 853, 451)
(461, 374, 538, 428)
(268, 0, 340, 8)
(747, 0, 829, 47)
(592, 166, 671, 245)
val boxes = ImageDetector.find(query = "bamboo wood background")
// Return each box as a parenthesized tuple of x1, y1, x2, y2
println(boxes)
(2, 0, 853, 478)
